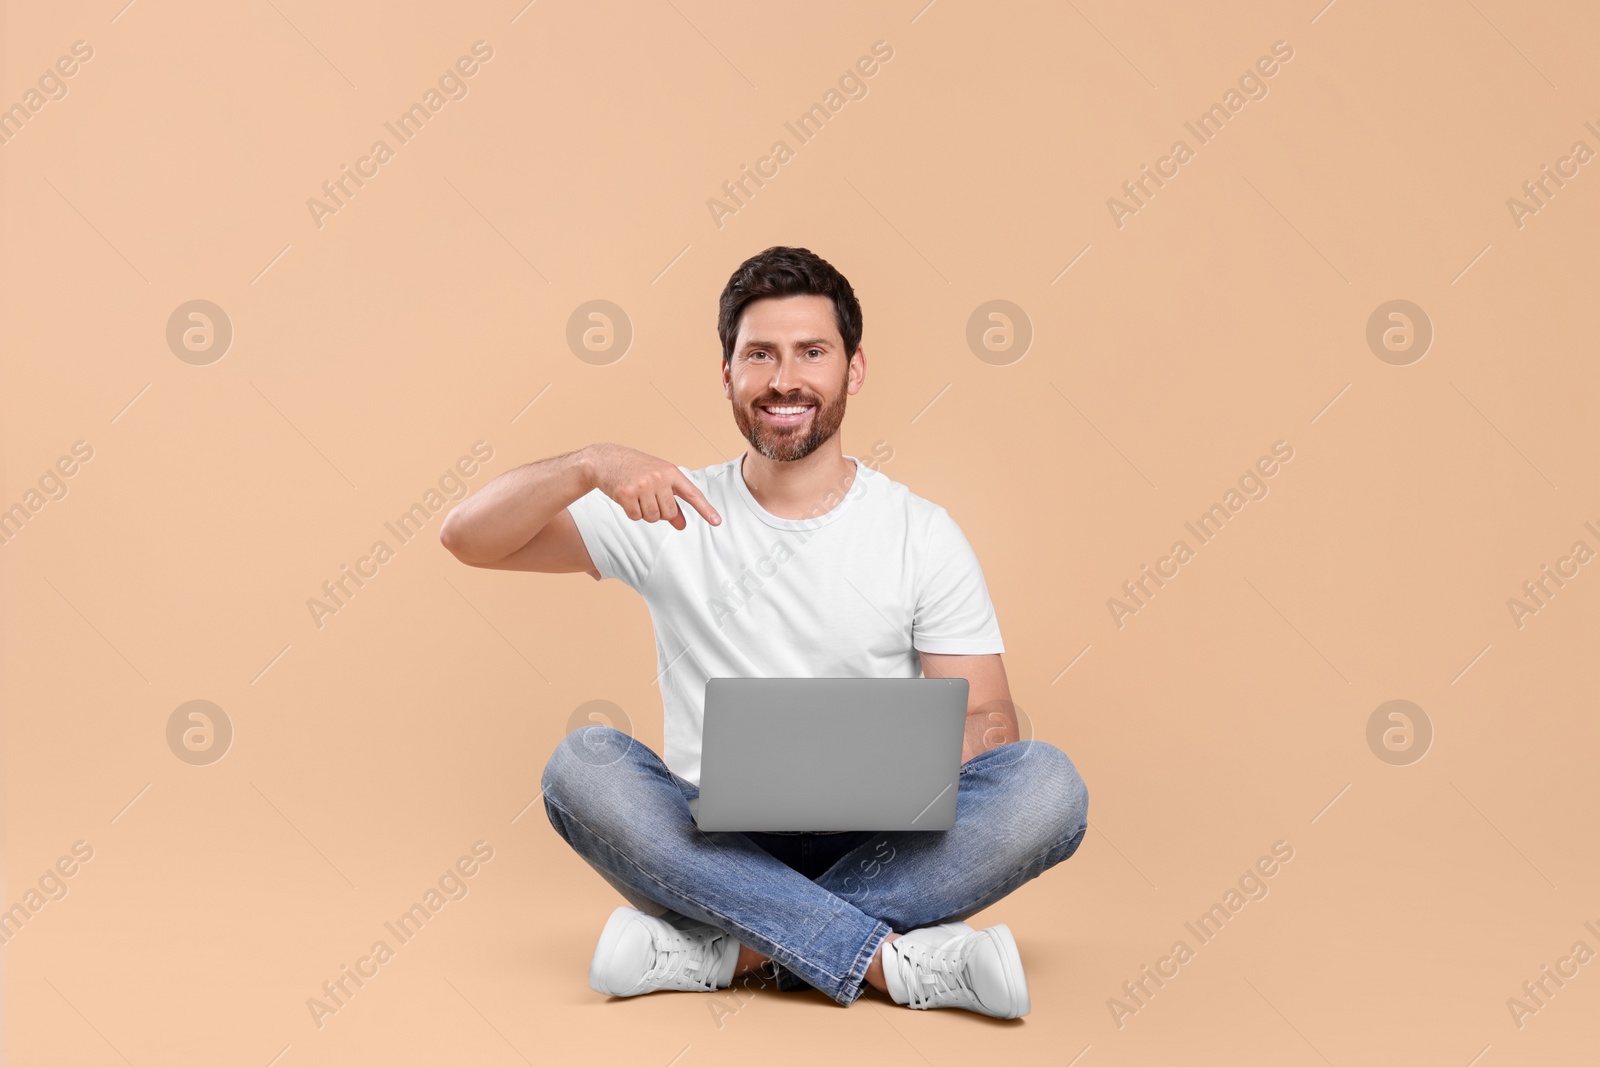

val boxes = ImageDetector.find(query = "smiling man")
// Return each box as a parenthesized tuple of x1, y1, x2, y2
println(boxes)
(439, 246, 1089, 1018)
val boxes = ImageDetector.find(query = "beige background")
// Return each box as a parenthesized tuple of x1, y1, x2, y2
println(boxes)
(4, 0, 1598, 1064)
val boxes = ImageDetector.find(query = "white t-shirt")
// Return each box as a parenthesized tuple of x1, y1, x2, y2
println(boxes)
(565, 452, 1004, 790)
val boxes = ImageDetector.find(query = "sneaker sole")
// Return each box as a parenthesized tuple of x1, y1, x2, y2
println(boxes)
(985, 924, 1031, 1018)
(589, 906, 643, 996)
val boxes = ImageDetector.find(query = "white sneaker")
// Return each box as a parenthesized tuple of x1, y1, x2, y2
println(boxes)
(882, 921, 1030, 1018)
(588, 906, 740, 997)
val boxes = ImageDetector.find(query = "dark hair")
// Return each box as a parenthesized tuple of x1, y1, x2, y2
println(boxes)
(718, 246, 862, 365)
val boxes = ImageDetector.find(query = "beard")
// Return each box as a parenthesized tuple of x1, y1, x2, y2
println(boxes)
(732, 368, 849, 462)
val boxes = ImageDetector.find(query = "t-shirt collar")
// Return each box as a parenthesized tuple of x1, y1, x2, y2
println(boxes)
(731, 454, 867, 531)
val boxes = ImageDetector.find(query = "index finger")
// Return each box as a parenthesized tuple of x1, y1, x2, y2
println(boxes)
(672, 470, 721, 527)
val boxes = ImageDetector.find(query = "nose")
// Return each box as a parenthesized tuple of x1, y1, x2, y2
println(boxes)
(767, 353, 804, 398)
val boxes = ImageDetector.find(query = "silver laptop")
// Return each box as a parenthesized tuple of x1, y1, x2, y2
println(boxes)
(686, 677, 968, 832)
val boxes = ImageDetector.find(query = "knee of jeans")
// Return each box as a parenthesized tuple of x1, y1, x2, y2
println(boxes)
(540, 725, 634, 809)
(1027, 741, 1089, 852)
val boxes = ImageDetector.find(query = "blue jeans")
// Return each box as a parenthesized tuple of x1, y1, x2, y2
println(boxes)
(540, 725, 1089, 1006)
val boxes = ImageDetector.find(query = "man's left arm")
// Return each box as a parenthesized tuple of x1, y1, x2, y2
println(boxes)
(919, 651, 1019, 765)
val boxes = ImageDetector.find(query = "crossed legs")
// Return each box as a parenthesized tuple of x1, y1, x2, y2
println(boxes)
(540, 724, 1088, 1006)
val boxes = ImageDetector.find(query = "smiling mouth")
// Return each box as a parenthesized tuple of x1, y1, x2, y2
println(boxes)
(758, 403, 815, 423)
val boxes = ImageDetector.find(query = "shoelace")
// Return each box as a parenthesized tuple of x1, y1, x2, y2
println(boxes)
(894, 935, 973, 1009)
(640, 923, 727, 991)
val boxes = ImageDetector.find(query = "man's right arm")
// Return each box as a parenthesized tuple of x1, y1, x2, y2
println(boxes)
(441, 442, 722, 579)
(439, 447, 600, 577)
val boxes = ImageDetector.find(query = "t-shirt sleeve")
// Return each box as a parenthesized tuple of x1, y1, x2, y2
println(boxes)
(564, 475, 682, 591)
(913, 506, 1005, 654)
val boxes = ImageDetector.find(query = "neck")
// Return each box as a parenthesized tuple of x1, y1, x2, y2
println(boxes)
(740, 448, 857, 520)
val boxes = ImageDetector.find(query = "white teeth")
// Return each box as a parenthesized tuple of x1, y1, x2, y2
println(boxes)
(763, 405, 812, 414)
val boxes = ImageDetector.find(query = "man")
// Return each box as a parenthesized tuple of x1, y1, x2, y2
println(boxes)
(439, 246, 1088, 1018)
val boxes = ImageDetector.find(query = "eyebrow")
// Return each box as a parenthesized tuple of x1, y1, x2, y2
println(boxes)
(740, 337, 833, 352)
